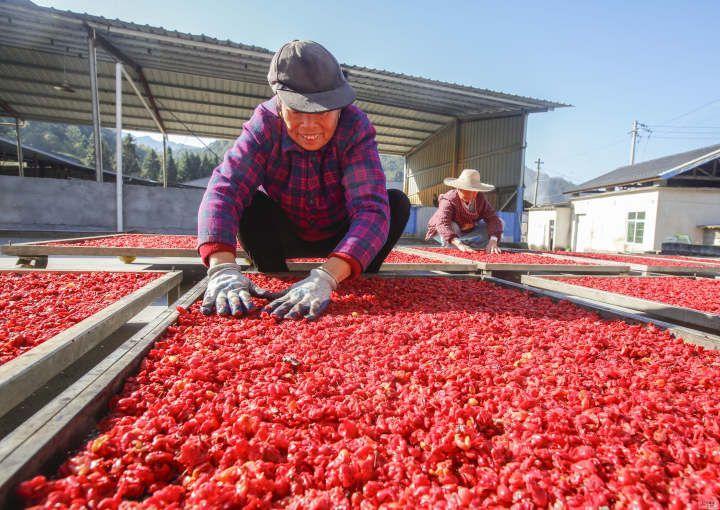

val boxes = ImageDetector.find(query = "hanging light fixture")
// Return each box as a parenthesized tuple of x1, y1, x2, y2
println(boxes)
(53, 60, 76, 93)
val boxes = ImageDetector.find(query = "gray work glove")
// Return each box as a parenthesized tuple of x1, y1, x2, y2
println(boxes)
(201, 263, 267, 316)
(262, 268, 337, 321)
(451, 239, 476, 253)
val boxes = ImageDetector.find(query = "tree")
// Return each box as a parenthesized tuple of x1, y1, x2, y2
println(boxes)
(178, 151, 202, 182)
(141, 149, 161, 181)
(65, 125, 88, 156)
(121, 133, 141, 177)
(166, 147, 178, 184)
(200, 152, 219, 176)
(82, 136, 114, 173)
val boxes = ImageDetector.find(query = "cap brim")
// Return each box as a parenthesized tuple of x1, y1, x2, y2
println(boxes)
(275, 81, 356, 113)
(443, 177, 495, 192)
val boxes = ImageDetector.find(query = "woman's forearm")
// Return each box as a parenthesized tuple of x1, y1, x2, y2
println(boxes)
(321, 256, 352, 285)
(208, 251, 237, 268)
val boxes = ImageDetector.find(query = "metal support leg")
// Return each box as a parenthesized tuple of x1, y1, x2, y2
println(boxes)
(167, 284, 181, 305)
(16, 256, 48, 269)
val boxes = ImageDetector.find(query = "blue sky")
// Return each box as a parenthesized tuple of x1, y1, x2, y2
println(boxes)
(36, 0, 720, 183)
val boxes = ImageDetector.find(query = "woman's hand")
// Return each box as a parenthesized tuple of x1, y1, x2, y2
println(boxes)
(263, 268, 336, 320)
(451, 238, 476, 253)
(201, 262, 269, 316)
(486, 236, 501, 255)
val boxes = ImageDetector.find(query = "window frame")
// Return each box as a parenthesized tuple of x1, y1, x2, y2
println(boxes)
(626, 211, 646, 244)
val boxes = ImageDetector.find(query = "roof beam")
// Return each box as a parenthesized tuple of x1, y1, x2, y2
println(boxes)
(0, 98, 21, 118)
(671, 176, 720, 182)
(88, 28, 166, 133)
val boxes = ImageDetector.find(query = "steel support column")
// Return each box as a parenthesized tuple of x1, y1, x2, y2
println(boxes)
(115, 62, 123, 232)
(87, 30, 103, 182)
(451, 118, 461, 176)
(514, 113, 528, 243)
(162, 134, 168, 187)
(14, 118, 23, 177)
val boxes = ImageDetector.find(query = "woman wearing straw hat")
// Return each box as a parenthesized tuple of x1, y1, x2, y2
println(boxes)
(197, 40, 410, 321)
(425, 169, 503, 253)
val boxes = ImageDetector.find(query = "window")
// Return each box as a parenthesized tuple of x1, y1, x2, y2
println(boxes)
(626, 211, 646, 243)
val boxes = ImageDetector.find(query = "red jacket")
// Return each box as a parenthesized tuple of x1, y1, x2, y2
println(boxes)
(425, 189, 503, 242)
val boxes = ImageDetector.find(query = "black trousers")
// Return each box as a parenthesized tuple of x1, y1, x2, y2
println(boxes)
(238, 189, 411, 273)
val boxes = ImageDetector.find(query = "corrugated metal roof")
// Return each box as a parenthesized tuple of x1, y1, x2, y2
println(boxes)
(0, 0, 566, 155)
(569, 143, 720, 193)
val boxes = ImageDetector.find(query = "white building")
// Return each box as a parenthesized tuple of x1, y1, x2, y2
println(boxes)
(528, 143, 720, 252)
(527, 204, 572, 251)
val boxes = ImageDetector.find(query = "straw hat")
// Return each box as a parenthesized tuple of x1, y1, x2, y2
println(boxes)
(443, 169, 495, 192)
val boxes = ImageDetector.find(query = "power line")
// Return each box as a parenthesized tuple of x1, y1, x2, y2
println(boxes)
(155, 98, 221, 160)
(649, 135, 720, 140)
(647, 124, 720, 129)
(659, 98, 720, 125)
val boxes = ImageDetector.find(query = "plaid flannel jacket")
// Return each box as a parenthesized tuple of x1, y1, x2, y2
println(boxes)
(197, 98, 389, 274)
(425, 189, 503, 243)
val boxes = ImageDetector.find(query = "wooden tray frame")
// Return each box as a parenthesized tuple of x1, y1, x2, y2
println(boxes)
(2, 233, 248, 259)
(533, 251, 720, 276)
(521, 274, 720, 334)
(397, 246, 631, 274)
(0, 269, 182, 416)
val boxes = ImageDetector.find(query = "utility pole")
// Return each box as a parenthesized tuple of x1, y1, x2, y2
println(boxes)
(533, 157, 543, 206)
(629, 120, 651, 165)
(629, 120, 639, 165)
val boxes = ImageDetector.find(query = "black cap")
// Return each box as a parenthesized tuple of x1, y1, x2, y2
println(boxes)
(268, 40, 356, 113)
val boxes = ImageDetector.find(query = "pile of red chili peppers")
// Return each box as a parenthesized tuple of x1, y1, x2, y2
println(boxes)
(289, 251, 441, 264)
(558, 276, 720, 316)
(559, 252, 704, 268)
(634, 255, 720, 268)
(418, 248, 585, 265)
(0, 271, 159, 366)
(17, 276, 720, 508)
(44, 234, 242, 251)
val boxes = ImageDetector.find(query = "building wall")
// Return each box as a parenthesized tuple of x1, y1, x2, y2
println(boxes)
(570, 190, 660, 252)
(527, 210, 555, 249)
(404, 123, 455, 206)
(405, 115, 525, 207)
(0, 175, 203, 233)
(655, 188, 720, 247)
(555, 207, 572, 248)
(527, 207, 572, 250)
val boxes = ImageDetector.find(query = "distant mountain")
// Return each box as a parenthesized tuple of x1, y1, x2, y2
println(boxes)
(133, 136, 202, 155)
(523, 166, 575, 206)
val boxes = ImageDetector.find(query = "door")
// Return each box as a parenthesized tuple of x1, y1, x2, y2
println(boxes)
(573, 214, 590, 252)
(548, 220, 555, 251)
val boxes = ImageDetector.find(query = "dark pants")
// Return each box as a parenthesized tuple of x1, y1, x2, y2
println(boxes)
(239, 189, 411, 273)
